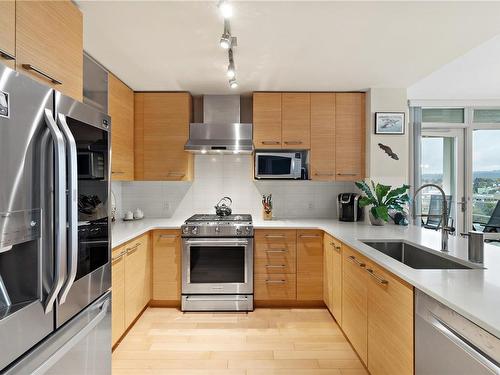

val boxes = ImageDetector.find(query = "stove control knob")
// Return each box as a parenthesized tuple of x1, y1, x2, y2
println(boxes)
(215, 227, 220, 233)
(236, 227, 242, 235)
(182, 227, 189, 235)
(245, 226, 251, 234)
(191, 227, 198, 235)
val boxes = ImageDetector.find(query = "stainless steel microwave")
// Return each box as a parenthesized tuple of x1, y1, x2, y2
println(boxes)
(77, 150, 105, 179)
(254, 152, 302, 179)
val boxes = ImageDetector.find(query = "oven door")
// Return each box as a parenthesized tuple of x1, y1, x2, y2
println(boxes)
(182, 238, 253, 294)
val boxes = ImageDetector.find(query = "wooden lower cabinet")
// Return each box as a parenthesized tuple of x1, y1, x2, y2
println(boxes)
(255, 273, 296, 300)
(0, 0, 15, 69)
(342, 245, 369, 365)
(123, 234, 150, 327)
(367, 262, 414, 375)
(297, 230, 323, 301)
(324, 233, 342, 324)
(152, 230, 181, 302)
(323, 235, 333, 311)
(111, 247, 126, 346)
(340, 243, 414, 374)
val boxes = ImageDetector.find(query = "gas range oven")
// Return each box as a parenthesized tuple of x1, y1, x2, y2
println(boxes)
(181, 214, 254, 312)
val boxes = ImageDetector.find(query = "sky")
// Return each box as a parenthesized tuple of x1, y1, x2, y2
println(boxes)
(421, 130, 500, 175)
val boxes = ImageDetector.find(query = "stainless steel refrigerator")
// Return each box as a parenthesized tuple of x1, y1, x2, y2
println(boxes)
(0, 63, 111, 374)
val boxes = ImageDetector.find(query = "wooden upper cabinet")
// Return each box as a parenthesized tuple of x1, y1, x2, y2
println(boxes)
(310, 93, 335, 180)
(282, 93, 310, 149)
(253, 92, 282, 149)
(109, 74, 134, 181)
(342, 246, 368, 365)
(0, 0, 16, 69)
(16, 0, 83, 100)
(367, 263, 414, 375)
(296, 230, 323, 301)
(335, 93, 365, 181)
(134, 92, 193, 181)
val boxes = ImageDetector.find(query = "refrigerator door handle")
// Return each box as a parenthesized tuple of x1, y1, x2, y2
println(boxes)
(31, 298, 110, 375)
(43, 109, 67, 314)
(56, 113, 79, 304)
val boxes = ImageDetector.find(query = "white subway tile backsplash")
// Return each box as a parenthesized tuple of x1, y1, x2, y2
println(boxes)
(115, 155, 355, 220)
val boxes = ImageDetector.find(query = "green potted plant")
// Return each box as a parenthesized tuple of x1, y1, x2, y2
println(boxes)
(355, 180, 410, 226)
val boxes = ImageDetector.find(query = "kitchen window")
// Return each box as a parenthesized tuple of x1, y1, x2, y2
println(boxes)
(411, 103, 500, 237)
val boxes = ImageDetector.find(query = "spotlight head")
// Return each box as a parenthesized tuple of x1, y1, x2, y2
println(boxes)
(229, 78, 238, 89)
(219, 33, 231, 49)
(218, 0, 233, 18)
(227, 62, 235, 78)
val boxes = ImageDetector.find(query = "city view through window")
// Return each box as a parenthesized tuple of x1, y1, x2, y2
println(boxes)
(421, 130, 500, 231)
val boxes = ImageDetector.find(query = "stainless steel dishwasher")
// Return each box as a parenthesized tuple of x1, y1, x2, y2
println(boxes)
(416, 290, 500, 375)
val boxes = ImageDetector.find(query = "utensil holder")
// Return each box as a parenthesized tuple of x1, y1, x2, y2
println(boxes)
(263, 209, 273, 221)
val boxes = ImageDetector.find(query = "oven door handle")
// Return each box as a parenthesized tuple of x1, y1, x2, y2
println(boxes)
(185, 239, 249, 247)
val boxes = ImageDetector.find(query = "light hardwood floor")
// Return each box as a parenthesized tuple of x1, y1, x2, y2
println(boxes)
(112, 308, 368, 375)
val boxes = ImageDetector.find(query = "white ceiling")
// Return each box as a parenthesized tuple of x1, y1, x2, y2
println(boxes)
(408, 34, 500, 100)
(77, 1, 500, 94)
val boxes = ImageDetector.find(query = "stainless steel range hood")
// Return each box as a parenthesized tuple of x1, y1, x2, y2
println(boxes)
(184, 95, 253, 154)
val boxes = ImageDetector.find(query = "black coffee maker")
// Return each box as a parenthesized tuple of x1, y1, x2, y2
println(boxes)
(337, 193, 363, 222)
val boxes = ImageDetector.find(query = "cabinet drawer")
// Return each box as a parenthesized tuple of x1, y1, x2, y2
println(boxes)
(255, 255, 296, 274)
(255, 229, 297, 244)
(255, 274, 296, 300)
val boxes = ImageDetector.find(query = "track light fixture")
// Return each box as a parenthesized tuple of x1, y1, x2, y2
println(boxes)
(219, 20, 237, 50)
(217, 1, 240, 89)
(227, 49, 236, 78)
(217, 0, 233, 18)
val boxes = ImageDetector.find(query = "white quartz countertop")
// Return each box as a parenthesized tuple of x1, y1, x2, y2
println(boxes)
(112, 217, 500, 338)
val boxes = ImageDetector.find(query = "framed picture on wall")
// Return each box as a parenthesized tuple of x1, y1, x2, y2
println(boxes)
(375, 112, 405, 134)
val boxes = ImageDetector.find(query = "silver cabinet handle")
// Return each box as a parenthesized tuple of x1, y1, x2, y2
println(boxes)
(43, 109, 67, 314)
(0, 48, 15, 60)
(365, 268, 388, 285)
(265, 280, 286, 284)
(348, 255, 366, 268)
(126, 243, 141, 254)
(112, 251, 126, 262)
(265, 264, 286, 268)
(265, 249, 287, 253)
(261, 141, 281, 145)
(331, 243, 341, 252)
(22, 64, 62, 85)
(314, 173, 334, 176)
(167, 172, 185, 177)
(159, 234, 177, 239)
(264, 234, 285, 238)
(57, 113, 78, 305)
(284, 141, 303, 145)
(337, 173, 358, 176)
(299, 234, 321, 238)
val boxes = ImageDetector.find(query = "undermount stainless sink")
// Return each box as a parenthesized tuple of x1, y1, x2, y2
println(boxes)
(361, 241, 478, 269)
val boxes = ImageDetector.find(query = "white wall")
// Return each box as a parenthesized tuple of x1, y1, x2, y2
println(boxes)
(365, 88, 410, 187)
(408, 35, 500, 100)
(113, 155, 355, 220)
